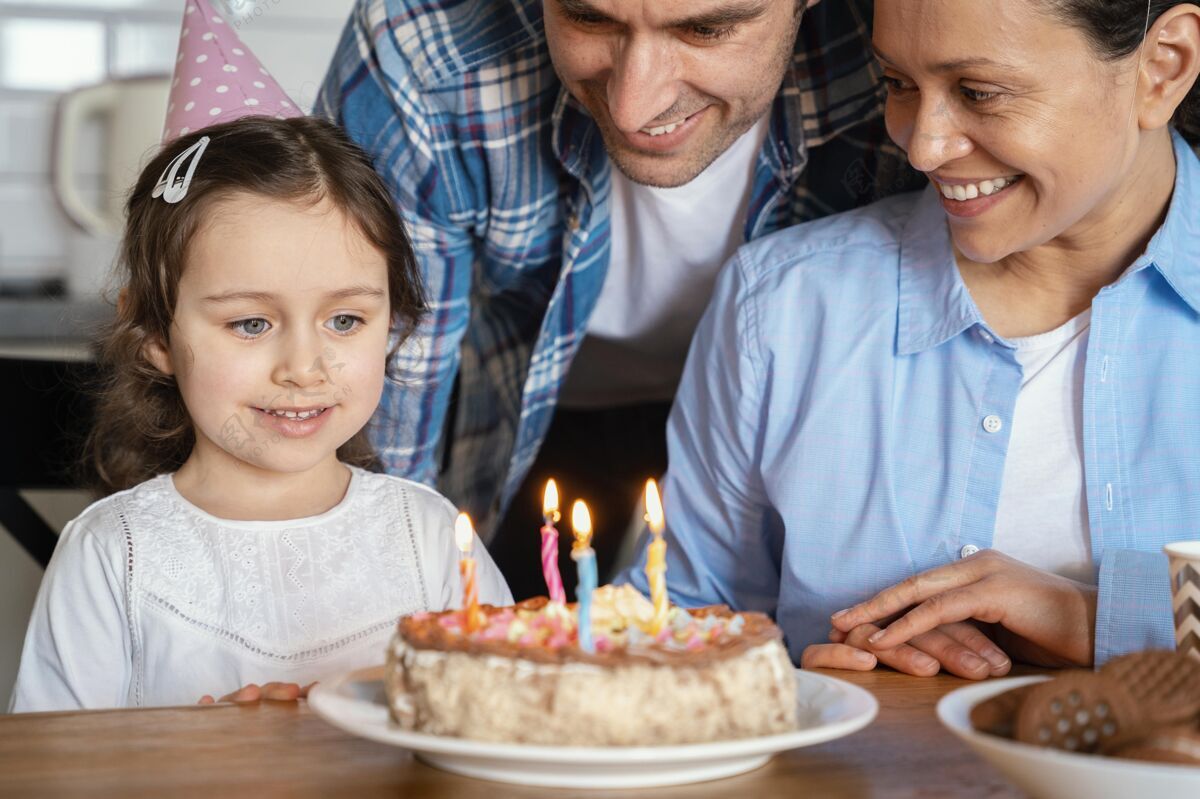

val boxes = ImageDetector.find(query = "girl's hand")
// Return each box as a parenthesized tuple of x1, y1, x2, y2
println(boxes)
(829, 550, 1098, 668)
(197, 681, 314, 705)
(801, 620, 1011, 679)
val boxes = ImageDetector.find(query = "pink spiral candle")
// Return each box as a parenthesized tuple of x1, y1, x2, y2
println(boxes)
(541, 523, 567, 604)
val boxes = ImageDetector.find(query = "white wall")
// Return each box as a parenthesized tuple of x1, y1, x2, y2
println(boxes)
(1, 490, 94, 710)
(0, 0, 359, 710)
(0, 0, 357, 285)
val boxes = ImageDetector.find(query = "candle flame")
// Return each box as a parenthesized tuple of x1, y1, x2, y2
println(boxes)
(542, 479, 561, 522)
(644, 479, 664, 536)
(571, 500, 592, 545)
(454, 512, 475, 554)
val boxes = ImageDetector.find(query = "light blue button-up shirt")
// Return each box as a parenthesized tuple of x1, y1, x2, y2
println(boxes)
(624, 132, 1200, 666)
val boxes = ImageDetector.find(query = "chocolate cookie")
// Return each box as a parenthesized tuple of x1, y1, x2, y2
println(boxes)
(1100, 650, 1200, 727)
(970, 683, 1036, 738)
(1112, 723, 1200, 766)
(1014, 671, 1145, 754)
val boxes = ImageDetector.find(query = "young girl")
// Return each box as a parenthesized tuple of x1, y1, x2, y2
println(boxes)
(9, 114, 511, 711)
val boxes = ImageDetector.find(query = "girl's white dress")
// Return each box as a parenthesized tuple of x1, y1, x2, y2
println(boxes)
(9, 465, 512, 711)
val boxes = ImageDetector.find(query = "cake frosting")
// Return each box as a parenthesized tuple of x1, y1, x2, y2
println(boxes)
(385, 585, 798, 745)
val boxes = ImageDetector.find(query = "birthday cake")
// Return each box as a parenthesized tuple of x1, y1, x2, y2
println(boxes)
(384, 585, 798, 746)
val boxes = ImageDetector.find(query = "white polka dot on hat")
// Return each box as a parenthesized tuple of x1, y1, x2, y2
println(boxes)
(162, 0, 301, 142)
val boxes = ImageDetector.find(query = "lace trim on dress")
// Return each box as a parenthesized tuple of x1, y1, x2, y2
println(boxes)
(116, 504, 144, 707)
(397, 481, 431, 610)
(117, 468, 428, 662)
(140, 592, 400, 663)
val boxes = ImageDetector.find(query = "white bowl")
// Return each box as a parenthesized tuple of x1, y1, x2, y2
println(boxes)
(938, 675, 1200, 799)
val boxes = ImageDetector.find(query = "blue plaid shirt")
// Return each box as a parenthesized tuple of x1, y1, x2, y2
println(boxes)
(317, 0, 916, 535)
(623, 132, 1200, 666)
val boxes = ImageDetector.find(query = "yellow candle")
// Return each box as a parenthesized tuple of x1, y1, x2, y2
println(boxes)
(455, 512, 485, 632)
(644, 479, 669, 634)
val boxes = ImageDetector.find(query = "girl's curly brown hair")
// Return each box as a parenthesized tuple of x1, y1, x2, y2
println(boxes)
(85, 115, 426, 495)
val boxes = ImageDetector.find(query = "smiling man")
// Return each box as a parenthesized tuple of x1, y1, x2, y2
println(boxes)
(318, 0, 917, 597)
(547, 0, 804, 187)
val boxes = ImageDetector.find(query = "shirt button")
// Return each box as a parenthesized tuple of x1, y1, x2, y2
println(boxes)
(960, 544, 980, 558)
(977, 329, 994, 344)
(982, 415, 1003, 434)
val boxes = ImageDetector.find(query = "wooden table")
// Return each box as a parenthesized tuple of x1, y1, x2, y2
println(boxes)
(0, 669, 1028, 798)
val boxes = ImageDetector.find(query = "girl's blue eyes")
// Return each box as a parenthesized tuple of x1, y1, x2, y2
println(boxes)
(228, 315, 364, 339)
(231, 318, 270, 337)
(329, 314, 360, 333)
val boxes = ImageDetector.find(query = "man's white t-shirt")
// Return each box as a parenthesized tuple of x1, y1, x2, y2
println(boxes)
(991, 310, 1095, 584)
(559, 116, 770, 408)
(9, 465, 511, 711)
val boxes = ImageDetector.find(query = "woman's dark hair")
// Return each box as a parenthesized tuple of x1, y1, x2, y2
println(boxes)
(85, 115, 426, 495)
(1043, 1, 1200, 139)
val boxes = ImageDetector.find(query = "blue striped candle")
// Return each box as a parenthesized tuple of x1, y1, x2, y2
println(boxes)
(571, 500, 597, 653)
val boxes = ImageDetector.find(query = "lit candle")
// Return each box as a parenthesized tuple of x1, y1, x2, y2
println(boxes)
(571, 500, 597, 653)
(540, 479, 567, 604)
(644, 479, 669, 634)
(455, 512, 485, 632)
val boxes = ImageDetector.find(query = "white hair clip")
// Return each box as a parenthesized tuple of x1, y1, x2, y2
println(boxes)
(151, 135, 210, 204)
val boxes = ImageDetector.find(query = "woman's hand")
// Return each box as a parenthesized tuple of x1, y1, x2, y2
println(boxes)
(801, 620, 1011, 679)
(197, 681, 314, 705)
(829, 550, 1098, 668)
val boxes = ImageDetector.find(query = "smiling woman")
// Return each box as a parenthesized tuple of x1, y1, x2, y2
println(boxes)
(872, 1, 1197, 284)
(622, 0, 1200, 681)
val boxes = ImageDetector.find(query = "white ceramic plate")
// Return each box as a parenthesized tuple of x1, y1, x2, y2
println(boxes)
(938, 675, 1200, 799)
(309, 665, 878, 788)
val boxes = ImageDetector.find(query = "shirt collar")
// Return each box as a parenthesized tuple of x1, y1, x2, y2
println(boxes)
(552, 88, 602, 182)
(897, 187, 983, 356)
(1138, 130, 1200, 314)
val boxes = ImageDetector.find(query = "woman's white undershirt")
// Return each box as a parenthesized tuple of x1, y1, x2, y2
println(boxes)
(991, 309, 1095, 585)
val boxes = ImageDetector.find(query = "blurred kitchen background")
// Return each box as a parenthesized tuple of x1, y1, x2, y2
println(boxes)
(0, 0, 357, 708)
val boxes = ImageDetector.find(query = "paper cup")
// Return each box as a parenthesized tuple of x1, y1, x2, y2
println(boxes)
(1164, 541, 1200, 661)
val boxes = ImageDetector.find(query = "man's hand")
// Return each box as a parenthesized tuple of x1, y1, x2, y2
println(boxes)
(801, 620, 1011, 679)
(198, 681, 314, 705)
(829, 550, 1098, 668)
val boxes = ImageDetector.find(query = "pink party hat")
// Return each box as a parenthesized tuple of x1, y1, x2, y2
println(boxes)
(162, 0, 301, 142)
